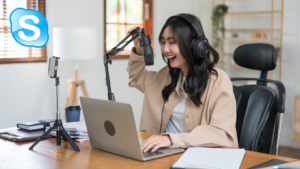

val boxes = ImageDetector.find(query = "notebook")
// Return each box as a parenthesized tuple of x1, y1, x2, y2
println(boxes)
(0, 127, 53, 142)
(249, 159, 288, 169)
(171, 147, 245, 169)
(257, 160, 300, 169)
(17, 119, 54, 131)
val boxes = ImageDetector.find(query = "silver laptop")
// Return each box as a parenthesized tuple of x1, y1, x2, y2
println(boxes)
(80, 97, 184, 161)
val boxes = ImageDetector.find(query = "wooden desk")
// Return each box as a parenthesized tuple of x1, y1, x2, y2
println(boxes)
(0, 131, 297, 169)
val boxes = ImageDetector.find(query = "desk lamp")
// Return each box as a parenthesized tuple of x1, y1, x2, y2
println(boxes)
(53, 27, 97, 107)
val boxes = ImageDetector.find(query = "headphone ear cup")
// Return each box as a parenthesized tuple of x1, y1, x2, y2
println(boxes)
(199, 39, 209, 58)
(190, 37, 196, 56)
(191, 38, 209, 59)
(190, 37, 201, 59)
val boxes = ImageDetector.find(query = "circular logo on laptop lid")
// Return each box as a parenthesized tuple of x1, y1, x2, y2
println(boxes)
(104, 120, 115, 136)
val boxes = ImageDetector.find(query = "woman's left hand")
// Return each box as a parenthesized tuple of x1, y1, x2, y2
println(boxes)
(141, 135, 172, 152)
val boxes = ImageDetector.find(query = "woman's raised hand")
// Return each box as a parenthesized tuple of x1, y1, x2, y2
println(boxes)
(127, 26, 143, 56)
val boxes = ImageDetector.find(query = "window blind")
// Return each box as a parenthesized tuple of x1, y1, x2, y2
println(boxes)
(0, 0, 47, 63)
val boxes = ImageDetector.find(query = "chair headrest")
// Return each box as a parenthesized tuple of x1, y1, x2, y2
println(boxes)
(233, 43, 277, 71)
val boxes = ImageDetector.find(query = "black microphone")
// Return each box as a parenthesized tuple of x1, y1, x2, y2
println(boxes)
(139, 28, 154, 66)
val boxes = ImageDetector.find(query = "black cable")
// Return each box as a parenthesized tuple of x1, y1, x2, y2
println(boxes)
(159, 100, 166, 134)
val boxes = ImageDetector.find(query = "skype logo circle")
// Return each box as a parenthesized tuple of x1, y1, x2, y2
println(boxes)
(10, 8, 49, 48)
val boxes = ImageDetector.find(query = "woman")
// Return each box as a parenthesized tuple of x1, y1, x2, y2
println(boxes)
(127, 13, 238, 153)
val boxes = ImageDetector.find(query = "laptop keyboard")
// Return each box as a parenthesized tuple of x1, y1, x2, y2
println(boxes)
(139, 139, 164, 157)
(142, 150, 164, 157)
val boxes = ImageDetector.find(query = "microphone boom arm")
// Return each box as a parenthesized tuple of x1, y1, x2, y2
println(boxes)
(103, 27, 145, 101)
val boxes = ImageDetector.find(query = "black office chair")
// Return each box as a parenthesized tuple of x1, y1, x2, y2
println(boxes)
(231, 43, 285, 155)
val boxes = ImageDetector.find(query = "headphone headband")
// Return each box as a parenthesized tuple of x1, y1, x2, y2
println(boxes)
(176, 14, 204, 38)
(173, 13, 209, 60)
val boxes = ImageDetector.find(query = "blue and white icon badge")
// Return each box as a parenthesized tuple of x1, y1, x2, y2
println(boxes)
(10, 8, 49, 48)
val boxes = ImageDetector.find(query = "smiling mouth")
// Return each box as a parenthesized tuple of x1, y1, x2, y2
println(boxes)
(167, 56, 176, 62)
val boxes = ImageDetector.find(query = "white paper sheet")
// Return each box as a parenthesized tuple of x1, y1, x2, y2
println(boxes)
(61, 121, 86, 132)
(172, 147, 245, 169)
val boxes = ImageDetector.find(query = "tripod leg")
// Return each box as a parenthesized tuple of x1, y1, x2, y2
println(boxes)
(65, 82, 76, 120)
(81, 82, 89, 97)
(75, 84, 78, 105)
(57, 129, 61, 146)
(59, 125, 80, 152)
(29, 124, 56, 150)
(56, 130, 67, 145)
(66, 82, 76, 106)
(61, 131, 68, 141)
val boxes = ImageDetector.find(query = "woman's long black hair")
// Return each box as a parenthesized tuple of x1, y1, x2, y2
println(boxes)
(160, 14, 219, 107)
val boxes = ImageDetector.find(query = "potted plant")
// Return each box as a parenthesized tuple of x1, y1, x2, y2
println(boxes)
(212, 4, 228, 51)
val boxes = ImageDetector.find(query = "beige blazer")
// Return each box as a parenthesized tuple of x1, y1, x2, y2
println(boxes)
(127, 48, 239, 149)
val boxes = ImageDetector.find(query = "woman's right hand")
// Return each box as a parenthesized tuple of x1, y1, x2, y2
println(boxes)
(127, 26, 143, 56)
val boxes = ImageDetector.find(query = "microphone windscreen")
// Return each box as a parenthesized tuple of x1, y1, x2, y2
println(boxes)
(143, 45, 154, 66)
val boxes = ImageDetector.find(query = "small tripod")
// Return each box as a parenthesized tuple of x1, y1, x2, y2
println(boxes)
(29, 77, 80, 151)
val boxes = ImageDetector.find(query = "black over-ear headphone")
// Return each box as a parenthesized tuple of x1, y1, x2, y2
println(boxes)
(176, 14, 209, 60)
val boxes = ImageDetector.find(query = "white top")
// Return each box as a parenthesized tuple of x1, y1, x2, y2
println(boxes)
(165, 76, 188, 133)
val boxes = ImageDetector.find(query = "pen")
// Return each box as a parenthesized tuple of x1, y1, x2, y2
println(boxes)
(0, 134, 16, 141)
(273, 166, 300, 169)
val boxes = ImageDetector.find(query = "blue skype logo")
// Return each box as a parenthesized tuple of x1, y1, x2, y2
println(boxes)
(10, 8, 49, 48)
